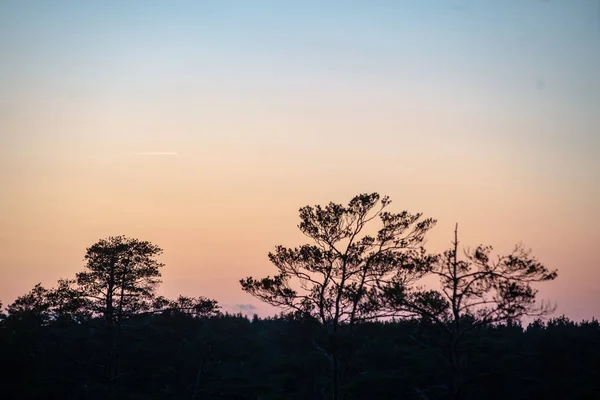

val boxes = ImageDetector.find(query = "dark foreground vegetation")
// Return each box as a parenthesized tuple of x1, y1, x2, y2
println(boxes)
(1, 311, 599, 399)
(1, 193, 598, 399)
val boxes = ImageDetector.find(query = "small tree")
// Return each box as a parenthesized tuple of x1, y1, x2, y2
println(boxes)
(46, 279, 92, 324)
(76, 235, 164, 328)
(6, 279, 92, 325)
(383, 224, 558, 399)
(74, 235, 164, 383)
(6, 283, 51, 324)
(153, 295, 220, 318)
(240, 193, 436, 400)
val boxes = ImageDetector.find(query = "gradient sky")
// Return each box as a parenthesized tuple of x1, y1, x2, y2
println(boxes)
(1, 0, 599, 319)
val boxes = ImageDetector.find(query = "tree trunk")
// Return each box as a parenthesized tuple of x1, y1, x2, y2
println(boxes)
(332, 354, 340, 400)
(104, 259, 119, 385)
(450, 224, 464, 400)
(450, 339, 463, 400)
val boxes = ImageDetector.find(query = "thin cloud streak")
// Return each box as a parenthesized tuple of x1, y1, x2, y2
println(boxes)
(132, 152, 178, 156)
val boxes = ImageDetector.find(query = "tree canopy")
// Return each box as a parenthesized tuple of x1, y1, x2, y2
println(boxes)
(0, 194, 575, 400)
(241, 193, 436, 326)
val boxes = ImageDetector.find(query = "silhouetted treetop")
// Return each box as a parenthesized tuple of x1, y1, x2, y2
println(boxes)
(77, 235, 164, 326)
(241, 193, 437, 326)
(381, 224, 558, 399)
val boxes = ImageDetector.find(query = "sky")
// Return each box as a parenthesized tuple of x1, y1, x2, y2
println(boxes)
(1, 0, 599, 320)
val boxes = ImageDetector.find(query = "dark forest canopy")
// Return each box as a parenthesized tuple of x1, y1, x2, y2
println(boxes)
(2, 193, 595, 400)
(1, 311, 599, 399)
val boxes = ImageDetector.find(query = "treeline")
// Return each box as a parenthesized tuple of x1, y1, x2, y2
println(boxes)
(1, 193, 597, 399)
(1, 311, 599, 399)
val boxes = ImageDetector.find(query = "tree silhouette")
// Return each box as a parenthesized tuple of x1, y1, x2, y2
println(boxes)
(6, 279, 93, 326)
(1, 235, 221, 397)
(382, 224, 558, 399)
(240, 192, 436, 400)
(46, 278, 92, 324)
(153, 295, 220, 318)
(77, 236, 164, 326)
(6, 283, 52, 324)
(0, 229, 586, 399)
(72, 235, 165, 385)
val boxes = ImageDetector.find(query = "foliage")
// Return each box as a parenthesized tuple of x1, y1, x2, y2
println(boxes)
(240, 193, 436, 399)
(153, 295, 221, 317)
(0, 195, 580, 399)
(2, 235, 220, 391)
(0, 311, 598, 399)
(241, 192, 436, 326)
(382, 224, 558, 399)
(76, 235, 165, 325)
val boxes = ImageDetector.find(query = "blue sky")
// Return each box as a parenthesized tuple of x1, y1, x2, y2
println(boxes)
(2, 1, 599, 155)
(5, 0, 597, 195)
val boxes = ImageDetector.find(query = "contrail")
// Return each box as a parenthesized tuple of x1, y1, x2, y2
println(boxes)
(132, 152, 178, 156)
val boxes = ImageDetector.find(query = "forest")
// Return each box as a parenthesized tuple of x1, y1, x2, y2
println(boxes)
(1, 193, 598, 400)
